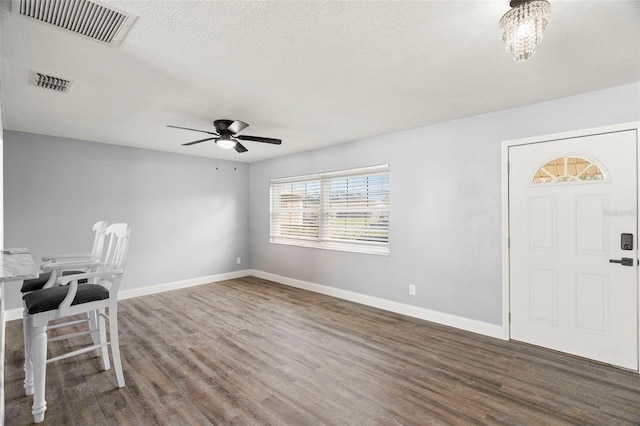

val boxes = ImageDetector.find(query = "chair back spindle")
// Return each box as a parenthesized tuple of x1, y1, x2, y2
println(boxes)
(89, 221, 109, 261)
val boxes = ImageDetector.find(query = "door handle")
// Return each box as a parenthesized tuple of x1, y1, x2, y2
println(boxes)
(609, 257, 636, 266)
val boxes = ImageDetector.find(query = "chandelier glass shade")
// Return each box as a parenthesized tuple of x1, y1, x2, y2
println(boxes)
(500, 0, 551, 62)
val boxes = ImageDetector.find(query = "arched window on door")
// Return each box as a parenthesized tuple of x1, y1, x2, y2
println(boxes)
(532, 156, 606, 184)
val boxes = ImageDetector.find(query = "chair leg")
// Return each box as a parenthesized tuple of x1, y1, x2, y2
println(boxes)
(90, 309, 110, 371)
(108, 305, 125, 388)
(23, 311, 34, 396)
(31, 324, 48, 423)
(88, 310, 98, 345)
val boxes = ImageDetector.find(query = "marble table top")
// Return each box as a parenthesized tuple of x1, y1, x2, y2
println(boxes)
(0, 248, 39, 282)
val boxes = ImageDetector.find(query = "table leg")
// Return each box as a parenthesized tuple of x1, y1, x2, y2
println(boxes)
(0, 282, 5, 426)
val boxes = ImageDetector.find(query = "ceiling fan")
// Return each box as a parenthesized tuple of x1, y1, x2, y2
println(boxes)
(167, 119, 282, 153)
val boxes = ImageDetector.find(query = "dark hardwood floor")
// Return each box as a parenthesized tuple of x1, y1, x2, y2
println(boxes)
(5, 276, 640, 425)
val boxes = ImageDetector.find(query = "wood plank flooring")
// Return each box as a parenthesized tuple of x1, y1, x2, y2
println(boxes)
(5, 276, 640, 425)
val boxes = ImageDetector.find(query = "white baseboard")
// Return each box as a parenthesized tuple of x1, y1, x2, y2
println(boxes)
(118, 269, 252, 300)
(5, 269, 252, 322)
(8, 268, 505, 341)
(6, 309, 23, 322)
(250, 269, 505, 340)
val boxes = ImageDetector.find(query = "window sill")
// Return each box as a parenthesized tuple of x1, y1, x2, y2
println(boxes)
(270, 237, 390, 256)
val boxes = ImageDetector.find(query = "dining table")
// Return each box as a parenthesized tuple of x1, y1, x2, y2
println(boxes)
(0, 248, 39, 426)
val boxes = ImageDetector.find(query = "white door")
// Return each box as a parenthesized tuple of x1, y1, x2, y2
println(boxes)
(509, 130, 638, 370)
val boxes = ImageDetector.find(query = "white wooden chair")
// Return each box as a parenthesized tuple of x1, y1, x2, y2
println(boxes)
(20, 220, 108, 293)
(21, 221, 109, 397)
(22, 223, 131, 423)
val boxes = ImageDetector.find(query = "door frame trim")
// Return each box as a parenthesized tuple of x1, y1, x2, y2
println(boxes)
(501, 121, 640, 370)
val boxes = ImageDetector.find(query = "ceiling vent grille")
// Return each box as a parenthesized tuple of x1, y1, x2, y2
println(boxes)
(15, 0, 136, 46)
(29, 70, 73, 93)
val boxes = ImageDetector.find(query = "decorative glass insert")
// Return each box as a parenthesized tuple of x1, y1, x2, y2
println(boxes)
(533, 157, 605, 184)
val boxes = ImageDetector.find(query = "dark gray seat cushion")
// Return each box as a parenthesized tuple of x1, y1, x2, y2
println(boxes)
(21, 271, 88, 293)
(23, 284, 109, 314)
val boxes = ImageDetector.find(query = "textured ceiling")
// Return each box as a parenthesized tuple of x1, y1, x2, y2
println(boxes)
(1, 0, 639, 163)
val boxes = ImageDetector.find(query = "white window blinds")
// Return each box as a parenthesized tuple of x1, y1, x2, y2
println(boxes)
(270, 179, 321, 241)
(270, 165, 390, 255)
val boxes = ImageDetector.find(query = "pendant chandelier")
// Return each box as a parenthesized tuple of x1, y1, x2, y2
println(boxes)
(500, 0, 551, 62)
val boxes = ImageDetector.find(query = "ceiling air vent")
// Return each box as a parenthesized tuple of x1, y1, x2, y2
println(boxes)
(29, 70, 73, 93)
(14, 0, 137, 46)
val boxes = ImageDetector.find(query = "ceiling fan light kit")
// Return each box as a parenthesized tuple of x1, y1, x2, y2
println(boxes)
(500, 0, 551, 62)
(216, 135, 237, 150)
(167, 119, 282, 153)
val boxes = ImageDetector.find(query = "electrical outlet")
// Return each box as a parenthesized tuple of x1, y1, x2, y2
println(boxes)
(236, 257, 241, 265)
(409, 285, 416, 296)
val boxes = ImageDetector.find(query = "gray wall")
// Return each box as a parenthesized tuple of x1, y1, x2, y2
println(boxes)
(249, 82, 640, 325)
(4, 131, 250, 309)
(3, 83, 639, 322)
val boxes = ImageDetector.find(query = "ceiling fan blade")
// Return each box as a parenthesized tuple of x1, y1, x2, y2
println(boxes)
(181, 137, 217, 146)
(213, 119, 234, 134)
(227, 120, 249, 135)
(234, 141, 248, 153)
(167, 125, 218, 136)
(236, 135, 282, 145)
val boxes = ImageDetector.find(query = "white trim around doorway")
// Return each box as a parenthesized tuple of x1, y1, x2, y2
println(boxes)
(501, 121, 640, 369)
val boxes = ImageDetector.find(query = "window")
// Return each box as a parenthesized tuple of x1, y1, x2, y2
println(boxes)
(532, 156, 605, 184)
(270, 165, 390, 255)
